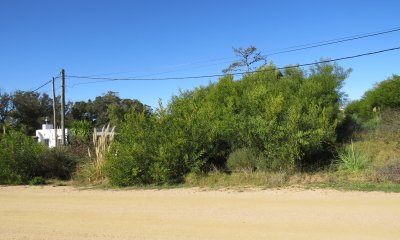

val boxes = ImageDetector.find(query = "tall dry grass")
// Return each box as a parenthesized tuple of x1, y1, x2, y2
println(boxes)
(89, 124, 115, 171)
(74, 124, 115, 185)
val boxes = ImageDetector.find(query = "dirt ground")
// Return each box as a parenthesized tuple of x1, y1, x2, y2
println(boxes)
(0, 186, 399, 240)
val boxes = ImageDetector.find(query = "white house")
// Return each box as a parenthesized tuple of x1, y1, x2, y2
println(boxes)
(35, 123, 69, 148)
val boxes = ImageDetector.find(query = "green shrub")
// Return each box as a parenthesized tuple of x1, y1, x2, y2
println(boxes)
(105, 62, 349, 186)
(0, 130, 82, 184)
(337, 142, 370, 172)
(105, 143, 153, 186)
(105, 112, 157, 186)
(165, 63, 347, 172)
(105, 110, 199, 186)
(227, 148, 257, 171)
(39, 147, 80, 180)
(345, 75, 400, 122)
(29, 176, 46, 185)
(0, 130, 45, 184)
(70, 120, 92, 146)
(104, 107, 206, 186)
(227, 148, 268, 171)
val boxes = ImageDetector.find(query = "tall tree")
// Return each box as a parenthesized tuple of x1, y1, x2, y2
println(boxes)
(71, 101, 92, 122)
(71, 91, 152, 127)
(0, 90, 12, 125)
(222, 46, 266, 74)
(9, 91, 52, 135)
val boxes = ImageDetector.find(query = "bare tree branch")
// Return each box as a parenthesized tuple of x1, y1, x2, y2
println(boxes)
(223, 46, 266, 74)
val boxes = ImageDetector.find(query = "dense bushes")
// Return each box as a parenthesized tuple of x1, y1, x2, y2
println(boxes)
(227, 148, 267, 172)
(0, 130, 80, 184)
(105, 110, 201, 186)
(1, 67, 398, 188)
(105, 63, 349, 186)
(0, 130, 44, 184)
(70, 120, 92, 146)
(345, 75, 400, 124)
(170, 63, 348, 172)
(38, 147, 80, 180)
(1, 66, 398, 188)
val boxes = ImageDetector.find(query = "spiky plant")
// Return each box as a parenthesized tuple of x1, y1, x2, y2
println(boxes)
(337, 141, 370, 172)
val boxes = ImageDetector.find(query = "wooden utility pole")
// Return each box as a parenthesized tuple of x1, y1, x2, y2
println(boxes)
(52, 77, 57, 147)
(60, 69, 65, 145)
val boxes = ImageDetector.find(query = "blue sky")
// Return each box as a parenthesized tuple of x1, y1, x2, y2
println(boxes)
(1, 0, 399, 108)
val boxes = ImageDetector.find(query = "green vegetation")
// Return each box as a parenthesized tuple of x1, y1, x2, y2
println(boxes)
(227, 148, 266, 172)
(184, 171, 289, 188)
(29, 176, 46, 185)
(104, 110, 196, 186)
(0, 130, 45, 184)
(336, 141, 370, 172)
(72, 124, 115, 185)
(1, 53, 399, 192)
(3, 91, 53, 135)
(345, 75, 400, 125)
(70, 120, 92, 145)
(39, 146, 81, 180)
(0, 130, 81, 184)
(103, 62, 349, 186)
(71, 91, 152, 127)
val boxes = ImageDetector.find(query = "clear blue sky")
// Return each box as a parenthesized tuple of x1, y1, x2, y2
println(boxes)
(1, 0, 399, 108)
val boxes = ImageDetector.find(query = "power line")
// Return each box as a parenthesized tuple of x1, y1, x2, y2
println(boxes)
(264, 27, 400, 53)
(65, 46, 400, 87)
(29, 26, 400, 91)
(31, 79, 52, 92)
(263, 27, 400, 57)
(31, 76, 60, 92)
(69, 26, 400, 79)
(90, 59, 235, 80)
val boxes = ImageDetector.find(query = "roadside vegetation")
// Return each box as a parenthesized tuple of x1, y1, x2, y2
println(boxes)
(1, 48, 399, 191)
(0, 129, 80, 185)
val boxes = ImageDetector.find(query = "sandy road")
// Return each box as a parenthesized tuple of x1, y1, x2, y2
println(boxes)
(0, 186, 399, 240)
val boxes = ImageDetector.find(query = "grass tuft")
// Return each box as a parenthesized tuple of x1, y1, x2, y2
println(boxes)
(337, 141, 370, 172)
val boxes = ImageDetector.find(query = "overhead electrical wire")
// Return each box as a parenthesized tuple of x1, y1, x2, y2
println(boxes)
(31, 79, 52, 92)
(65, 46, 400, 87)
(31, 75, 60, 92)
(262, 27, 400, 56)
(70, 26, 400, 79)
(30, 26, 400, 91)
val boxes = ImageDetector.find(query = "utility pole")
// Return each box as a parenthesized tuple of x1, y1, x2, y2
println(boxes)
(52, 77, 57, 147)
(60, 69, 65, 145)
